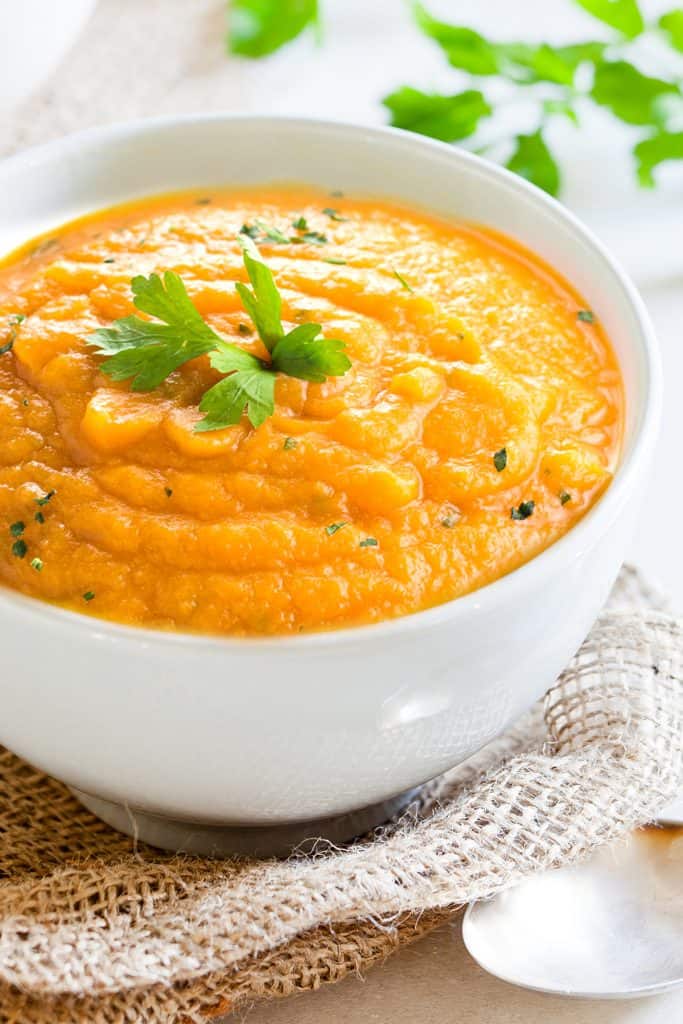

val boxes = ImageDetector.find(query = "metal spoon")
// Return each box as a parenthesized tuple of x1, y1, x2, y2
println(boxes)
(463, 810, 683, 999)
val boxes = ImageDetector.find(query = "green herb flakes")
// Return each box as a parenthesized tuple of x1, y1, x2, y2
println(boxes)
(292, 216, 309, 231)
(325, 522, 348, 536)
(9, 521, 25, 537)
(30, 557, 43, 572)
(35, 490, 56, 507)
(11, 539, 27, 559)
(493, 447, 507, 472)
(34, 511, 45, 524)
(323, 257, 347, 265)
(577, 309, 596, 323)
(302, 230, 327, 245)
(560, 490, 572, 505)
(511, 500, 535, 520)
(165, 487, 173, 497)
(283, 436, 298, 450)
(83, 591, 96, 602)
(322, 207, 347, 221)
(359, 537, 378, 547)
(392, 268, 414, 292)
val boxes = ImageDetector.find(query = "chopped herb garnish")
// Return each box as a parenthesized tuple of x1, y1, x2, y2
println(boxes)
(254, 220, 291, 244)
(441, 516, 457, 528)
(34, 511, 45, 524)
(237, 322, 252, 336)
(195, 197, 212, 205)
(322, 207, 347, 221)
(165, 487, 173, 497)
(87, 236, 351, 432)
(9, 521, 25, 537)
(83, 591, 96, 602)
(560, 490, 572, 505)
(577, 310, 596, 323)
(359, 537, 378, 547)
(325, 522, 348, 535)
(301, 230, 327, 245)
(30, 557, 43, 572)
(11, 539, 27, 558)
(493, 447, 507, 472)
(22, 398, 29, 407)
(323, 257, 347, 265)
(0, 313, 26, 356)
(240, 223, 261, 239)
(35, 490, 56, 507)
(511, 500, 535, 520)
(102, 257, 116, 264)
(283, 436, 298, 450)
(392, 268, 414, 293)
(292, 216, 309, 231)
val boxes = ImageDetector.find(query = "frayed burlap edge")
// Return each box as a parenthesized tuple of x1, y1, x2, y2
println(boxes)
(1, 570, 682, 1023)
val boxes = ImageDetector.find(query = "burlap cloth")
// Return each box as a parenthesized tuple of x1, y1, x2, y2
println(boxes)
(0, 566, 681, 1023)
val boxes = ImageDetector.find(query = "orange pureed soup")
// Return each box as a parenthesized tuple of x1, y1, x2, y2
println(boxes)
(0, 188, 623, 636)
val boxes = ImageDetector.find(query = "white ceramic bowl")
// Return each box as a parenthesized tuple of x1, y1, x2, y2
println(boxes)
(0, 116, 661, 855)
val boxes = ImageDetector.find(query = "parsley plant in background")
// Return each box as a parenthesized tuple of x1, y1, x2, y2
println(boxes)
(226, 0, 683, 196)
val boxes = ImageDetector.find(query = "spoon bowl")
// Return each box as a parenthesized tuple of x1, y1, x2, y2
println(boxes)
(463, 827, 683, 999)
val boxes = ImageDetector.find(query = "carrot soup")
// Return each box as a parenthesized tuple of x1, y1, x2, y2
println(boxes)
(0, 188, 623, 635)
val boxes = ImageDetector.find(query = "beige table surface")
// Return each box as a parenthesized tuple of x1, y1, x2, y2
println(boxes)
(241, 918, 683, 1024)
(3, 2, 683, 1021)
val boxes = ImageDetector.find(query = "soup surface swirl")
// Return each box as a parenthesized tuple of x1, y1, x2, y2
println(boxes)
(0, 189, 623, 635)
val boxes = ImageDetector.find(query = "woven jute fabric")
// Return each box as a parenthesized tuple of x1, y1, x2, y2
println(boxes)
(0, 567, 682, 1023)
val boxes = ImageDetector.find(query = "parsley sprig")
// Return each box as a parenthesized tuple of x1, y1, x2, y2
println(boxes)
(88, 234, 351, 431)
(227, 0, 683, 195)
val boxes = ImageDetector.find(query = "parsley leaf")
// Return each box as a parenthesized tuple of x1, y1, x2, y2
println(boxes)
(236, 234, 285, 351)
(89, 272, 220, 390)
(634, 130, 683, 185)
(660, 9, 683, 52)
(196, 366, 275, 431)
(383, 87, 491, 142)
(228, 0, 319, 57)
(591, 60, 676, 125)
(271, 323, 351, 382)
(506, 130, 561, 196)
(574, 0, 644, 39)
(414, 4, 499, 74)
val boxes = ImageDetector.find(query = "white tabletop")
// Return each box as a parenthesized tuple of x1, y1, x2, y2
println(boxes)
(2, 1, 682, 1019)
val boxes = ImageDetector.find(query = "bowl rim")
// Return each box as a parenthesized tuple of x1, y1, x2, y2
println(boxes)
(0, 113, 662, 651)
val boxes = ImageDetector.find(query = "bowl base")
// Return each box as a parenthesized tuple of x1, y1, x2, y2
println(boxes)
(71, 787, 423, 858)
